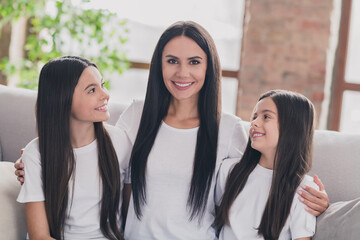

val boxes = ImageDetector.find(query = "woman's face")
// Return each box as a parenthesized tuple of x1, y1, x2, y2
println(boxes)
(162, 36, 207, 103)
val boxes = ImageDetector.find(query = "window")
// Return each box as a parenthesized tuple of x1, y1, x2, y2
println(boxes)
(330, 0, 360, 132)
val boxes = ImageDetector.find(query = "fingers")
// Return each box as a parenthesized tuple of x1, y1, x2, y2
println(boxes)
(15, 169, 25, 177)
(313, 174, 325, 191)
(17, 176, 24, 186)
(14, 160, 24, 170)
(297, 187, 329, 216)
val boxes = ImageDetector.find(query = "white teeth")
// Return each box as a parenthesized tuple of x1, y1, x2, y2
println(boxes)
(96, 105, 108, 110)
(253, 133, 264, 137)
(174, 82, 192, 87)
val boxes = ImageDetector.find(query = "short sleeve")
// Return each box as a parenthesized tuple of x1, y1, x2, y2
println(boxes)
(17, 139, 45, 203)
(214, 158, 240, 206)
(228, 120, 248, 159)
(115, 100, 144, 144)
(106, 125, 133, 184)
(289, 176, 318, 239)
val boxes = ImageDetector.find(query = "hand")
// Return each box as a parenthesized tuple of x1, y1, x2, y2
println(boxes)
(14, 149, 25, 185)
(297, 175, 329, 216)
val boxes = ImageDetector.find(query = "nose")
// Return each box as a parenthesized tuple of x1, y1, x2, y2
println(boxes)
(176, 64, 190, 78)
(251, 117, 259, 128)
(100, 87, 110, 101)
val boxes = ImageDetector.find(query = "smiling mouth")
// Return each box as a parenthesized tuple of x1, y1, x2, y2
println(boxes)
(173, 81, 194, 87)
(95, 104, 108, 111)
(252, 132, 265, 138)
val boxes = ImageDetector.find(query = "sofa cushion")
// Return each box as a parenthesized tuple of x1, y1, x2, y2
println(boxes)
(0, 161, 27, 239)
(313, 197, 360, 240)
(309, 130, 360, 202)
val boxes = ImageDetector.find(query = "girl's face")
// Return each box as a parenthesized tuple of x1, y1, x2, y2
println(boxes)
(249, 97, 279, 158)
(162, 36, 207, 103)
(71, 66, 110, 124)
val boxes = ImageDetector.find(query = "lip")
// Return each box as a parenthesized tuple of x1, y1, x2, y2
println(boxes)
(172, 81, 194, 90)
(252, 131, 265, 138)
(95, 104, 108, 112)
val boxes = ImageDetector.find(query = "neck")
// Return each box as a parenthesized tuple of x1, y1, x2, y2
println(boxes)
(164, 97, 200, 129)
(70, 120, 96, 148)
(259, 152, 275, 170)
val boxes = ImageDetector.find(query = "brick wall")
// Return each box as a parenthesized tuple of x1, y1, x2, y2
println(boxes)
(236, 0, 334, 124)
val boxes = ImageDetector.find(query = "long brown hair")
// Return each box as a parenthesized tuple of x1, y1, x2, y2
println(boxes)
(130, 21, 221, 221)
(214, 90, 315, 239)
(36, 56, 123, 239)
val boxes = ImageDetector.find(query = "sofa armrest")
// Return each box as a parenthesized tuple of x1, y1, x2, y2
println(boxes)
(0, 161, 27, 239)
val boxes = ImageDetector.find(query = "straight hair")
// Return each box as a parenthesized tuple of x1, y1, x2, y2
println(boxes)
(214, 90, 315, 239)
(130, 21, 221, 220)
(36, 56, 123, 239)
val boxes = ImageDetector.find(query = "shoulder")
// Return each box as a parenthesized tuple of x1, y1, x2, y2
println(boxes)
(105, 124, 132, 151)
(22, 138, 40, 160)
(218, 112, 249, 158)
(115, 100, 144, 144)
(116, 100, 144, 129)
(300, 175, 319, 191)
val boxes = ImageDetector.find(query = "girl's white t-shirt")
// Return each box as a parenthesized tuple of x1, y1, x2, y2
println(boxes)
(215, 158, 317, 240)
(17, 125, 132, 239)
(116, 100, 248, 240)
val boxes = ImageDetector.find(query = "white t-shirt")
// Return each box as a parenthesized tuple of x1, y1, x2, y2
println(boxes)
(115, 100, 248, 240)
(215, 158, 317, 240)
(17, 125, 132, 239)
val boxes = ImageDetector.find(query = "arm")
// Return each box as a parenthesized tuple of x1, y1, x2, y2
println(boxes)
(297, 175, 329, 216)
(26, 202, 55, 240)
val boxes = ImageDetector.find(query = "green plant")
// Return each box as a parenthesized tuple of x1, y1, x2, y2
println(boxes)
(0, 0, 129, 89)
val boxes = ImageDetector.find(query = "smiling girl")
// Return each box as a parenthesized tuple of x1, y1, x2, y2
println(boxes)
(215, 90, 318, 240)
(17, 56, 130, 239)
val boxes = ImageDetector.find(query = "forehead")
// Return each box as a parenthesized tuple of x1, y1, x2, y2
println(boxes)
(253, 97, 277, 114)
(77, 66, 101, 86)
(162, 36, 206, 58)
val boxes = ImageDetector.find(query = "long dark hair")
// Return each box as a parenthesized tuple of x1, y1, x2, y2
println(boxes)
(130, 21, 221, 220)
(36, 56, 123, 239)
(214, 90, 315, 239)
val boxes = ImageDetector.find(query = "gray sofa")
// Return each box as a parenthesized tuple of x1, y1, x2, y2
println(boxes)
(1, 84, 359, 239)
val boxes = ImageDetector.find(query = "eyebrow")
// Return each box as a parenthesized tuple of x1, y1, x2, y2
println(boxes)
(164, 54, 203, 60)
(84, 79, 104, 91)
(261, 109, 277, 115)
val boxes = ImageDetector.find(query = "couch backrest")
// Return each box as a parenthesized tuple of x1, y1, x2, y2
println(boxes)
(0, 85, 127, 162)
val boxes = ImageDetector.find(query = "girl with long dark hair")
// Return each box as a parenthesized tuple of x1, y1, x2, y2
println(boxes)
(214, 90, 317, 240)
(17, 56, 131, 239)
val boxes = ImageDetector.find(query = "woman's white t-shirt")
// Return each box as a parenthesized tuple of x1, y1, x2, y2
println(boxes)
(215, 158, 317, 240)
(17, 125, 132, 239)
(115, 100, 248, 240)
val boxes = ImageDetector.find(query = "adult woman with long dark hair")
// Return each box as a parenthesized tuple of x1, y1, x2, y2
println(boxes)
(214, 90, 318, 240)
(17, 56, 130, 239)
